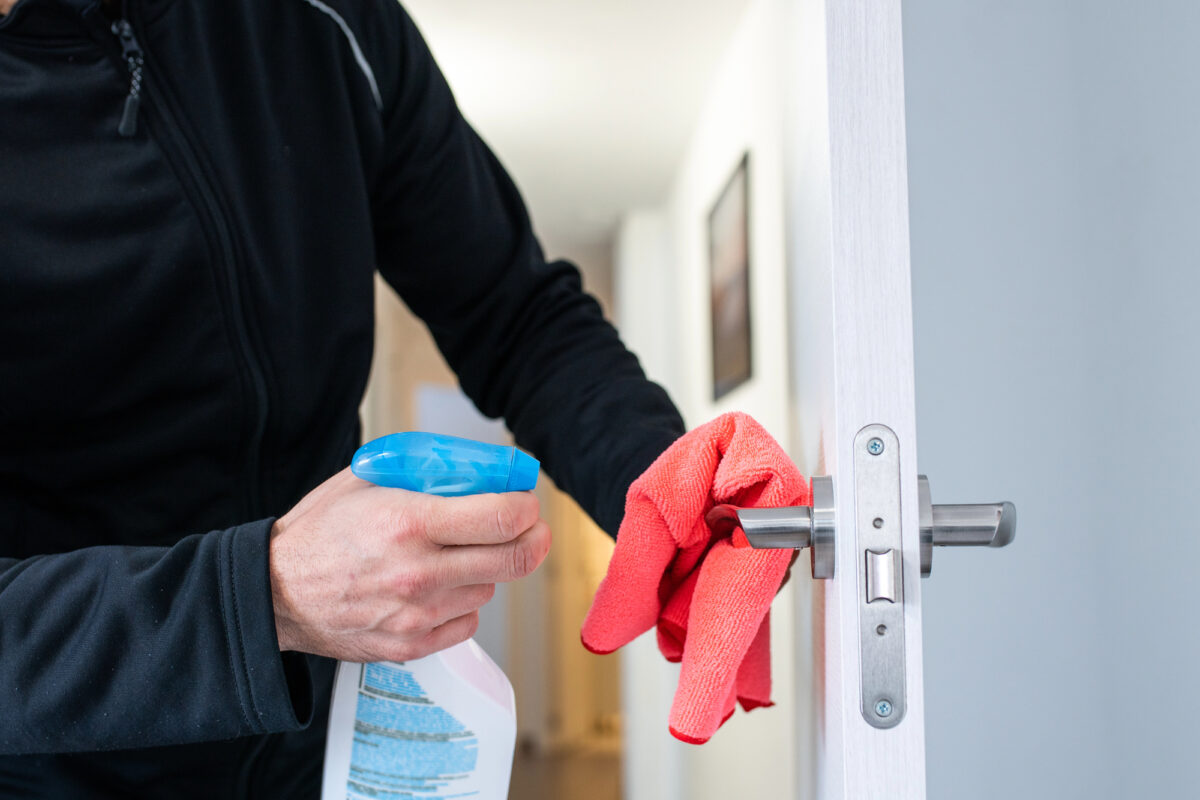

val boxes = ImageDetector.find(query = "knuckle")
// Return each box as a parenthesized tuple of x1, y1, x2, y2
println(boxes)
(385, 610, 414, 637)
(494, 503, 517, 542)
(508, 538, 537, 579)
(523, 493, 541, 522)
(535, 520, 551, 555)
(392, 567, 434, 600)
(462, 612, 480, 640)
(384, 641, 421, 663)
(391, 606, 434, 637)
(414, 605, 440, 633)
(381, 505, 420, 543)
(512, 493, 539, 532)
(464, 584, 495, 613)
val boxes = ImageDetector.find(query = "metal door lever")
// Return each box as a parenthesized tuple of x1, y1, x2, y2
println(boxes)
(918, 476, 1016, 577)
(705, 475, 836, 579)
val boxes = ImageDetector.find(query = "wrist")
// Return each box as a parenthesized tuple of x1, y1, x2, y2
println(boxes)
(268, 519, 301, 652)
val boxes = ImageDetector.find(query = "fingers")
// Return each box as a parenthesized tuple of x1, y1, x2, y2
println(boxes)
(426, 583, 497, 629)
(346, 584, 495, 663)
(366, 611, 482, 663)
(439, 520, 552, 585)
(412, 491, 541, 547)
(421, 611, 481, 656)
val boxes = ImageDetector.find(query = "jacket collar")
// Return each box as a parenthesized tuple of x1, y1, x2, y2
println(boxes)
(0, 0, 104, 39)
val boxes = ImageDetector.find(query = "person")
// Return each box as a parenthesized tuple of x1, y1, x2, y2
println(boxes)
(0, 0, 691, 796)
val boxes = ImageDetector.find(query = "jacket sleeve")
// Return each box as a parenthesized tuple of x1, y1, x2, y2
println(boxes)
(0, 520, 312, 754)
(367, 4, 686, 536)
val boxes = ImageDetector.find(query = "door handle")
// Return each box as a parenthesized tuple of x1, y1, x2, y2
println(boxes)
(706, 475, 837, 579)
(704, 436, 1016, 730)
(919, 475, 1016, 577)
(705, 474, 1016, 578)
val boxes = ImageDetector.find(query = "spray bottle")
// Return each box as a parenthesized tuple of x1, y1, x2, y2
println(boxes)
(320, 432, 539, 800)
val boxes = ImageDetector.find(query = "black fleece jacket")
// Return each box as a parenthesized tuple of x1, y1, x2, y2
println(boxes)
(0, 0, 685, 795)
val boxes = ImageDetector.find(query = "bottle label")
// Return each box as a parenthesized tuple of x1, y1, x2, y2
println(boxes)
(322, 654, 515, 800)
(344, 663, 478, 797)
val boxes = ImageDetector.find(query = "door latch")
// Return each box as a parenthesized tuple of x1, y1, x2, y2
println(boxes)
(706, 427, 1016, 730)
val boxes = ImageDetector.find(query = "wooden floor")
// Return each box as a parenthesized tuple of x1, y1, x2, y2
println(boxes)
(508, 748, 622, 800)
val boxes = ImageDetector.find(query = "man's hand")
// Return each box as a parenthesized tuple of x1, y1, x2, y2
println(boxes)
(268, 468, 550, 662)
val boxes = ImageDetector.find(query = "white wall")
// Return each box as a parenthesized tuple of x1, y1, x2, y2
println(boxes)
(614, 211, 676, 396)
(664, 6, 791, 434)
(614, 1, 800, 797)
(905, 1, 1200, 798)
(613, 210, 688, 800)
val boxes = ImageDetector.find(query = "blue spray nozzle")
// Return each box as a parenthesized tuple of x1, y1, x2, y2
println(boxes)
(504, 449, 539, 493)
(351, 432, 539, 496)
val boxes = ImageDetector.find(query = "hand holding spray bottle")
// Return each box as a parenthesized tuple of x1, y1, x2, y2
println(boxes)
(320, 432, 539, 800)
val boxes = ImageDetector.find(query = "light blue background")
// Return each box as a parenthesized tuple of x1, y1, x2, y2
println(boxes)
(905, 2, 1200, 797)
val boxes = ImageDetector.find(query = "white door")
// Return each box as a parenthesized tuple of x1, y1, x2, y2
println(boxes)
(778, 0, 1013, 797)
(782, 0, 928, 795)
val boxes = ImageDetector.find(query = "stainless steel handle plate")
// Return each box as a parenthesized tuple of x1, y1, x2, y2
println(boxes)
(854, 425, 907, 729)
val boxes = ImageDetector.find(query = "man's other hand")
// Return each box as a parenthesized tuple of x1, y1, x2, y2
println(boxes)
(268, 468, 550, 662)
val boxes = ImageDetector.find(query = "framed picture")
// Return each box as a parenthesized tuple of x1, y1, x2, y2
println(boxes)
(708, 153, 752, 400)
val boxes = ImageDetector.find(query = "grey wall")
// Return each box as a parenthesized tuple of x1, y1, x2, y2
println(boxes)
(904, 2, 1200, 798)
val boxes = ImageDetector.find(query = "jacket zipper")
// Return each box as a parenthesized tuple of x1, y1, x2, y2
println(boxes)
(101, 10, 272, 519)
(110, 19, 143, 137)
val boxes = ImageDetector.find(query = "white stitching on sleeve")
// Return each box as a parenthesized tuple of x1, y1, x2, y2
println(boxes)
(299, 0, 384, 110)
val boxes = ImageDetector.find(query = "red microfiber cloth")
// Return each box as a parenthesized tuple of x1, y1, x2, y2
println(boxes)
(581, 412, 811, 744)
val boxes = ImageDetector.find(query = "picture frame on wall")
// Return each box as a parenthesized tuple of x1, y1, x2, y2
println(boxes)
(708, 153, 752, 400)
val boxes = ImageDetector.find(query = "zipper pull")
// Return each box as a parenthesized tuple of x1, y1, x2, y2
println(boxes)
(110, 19, 144, 137)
